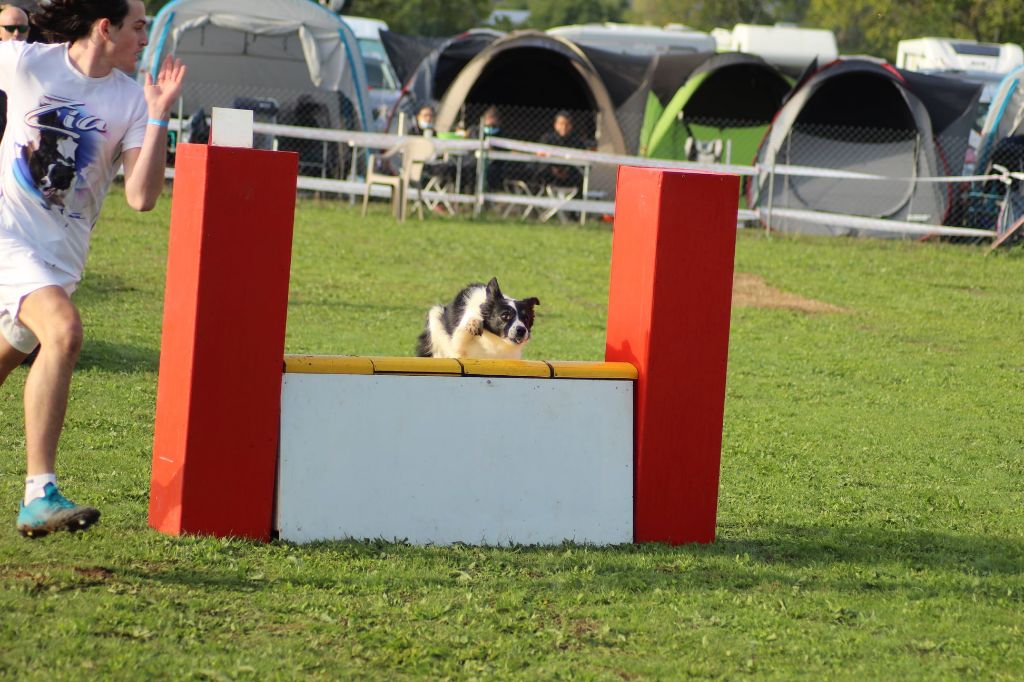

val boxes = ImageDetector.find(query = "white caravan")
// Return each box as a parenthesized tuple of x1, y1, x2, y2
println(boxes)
(715, 23, 837, 75)
(897, 38, 1024, 74)
(547, 23, 716, 55)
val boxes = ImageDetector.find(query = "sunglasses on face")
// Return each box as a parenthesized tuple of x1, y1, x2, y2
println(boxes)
(1, 25, 28, 33)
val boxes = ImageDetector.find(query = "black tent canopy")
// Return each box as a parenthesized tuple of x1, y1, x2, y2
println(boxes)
(381, 28, 504, 131)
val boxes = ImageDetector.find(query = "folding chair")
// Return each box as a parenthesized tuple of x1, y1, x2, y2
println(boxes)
(361, 137, 436, 221)
(421, 158, 459, 215)
(539, 184, 579, 223)
(500, 179, 540, 220)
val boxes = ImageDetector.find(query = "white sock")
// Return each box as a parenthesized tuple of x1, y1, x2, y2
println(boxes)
(24, 474, 57, 505)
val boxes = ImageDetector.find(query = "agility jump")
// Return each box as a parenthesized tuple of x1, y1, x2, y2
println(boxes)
(146, 141, 738, 545)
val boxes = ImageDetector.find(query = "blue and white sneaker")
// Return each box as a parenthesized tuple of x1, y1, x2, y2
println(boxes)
(16, 483, 100, 538)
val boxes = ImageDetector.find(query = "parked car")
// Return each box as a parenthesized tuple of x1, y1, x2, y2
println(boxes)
(364, 54, 401, 131)
(341, 16, 401, 131)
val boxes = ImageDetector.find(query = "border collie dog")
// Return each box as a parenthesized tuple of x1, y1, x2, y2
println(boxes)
(416, 278, 539, 359)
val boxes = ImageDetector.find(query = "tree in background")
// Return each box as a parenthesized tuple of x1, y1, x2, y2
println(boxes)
(341, 0, 492, 36)
(627, 0, 1024, 61)
(489, 0, 529, 31)
(525, 0, 626, 29)
(144, 0, 493, 37)
(628, 0, 777, 29)
(806, 0, 964, 60)
(143, 0, 1024, 60)
(805, 0, 1024, 61)
(950, 0, 1024, 45)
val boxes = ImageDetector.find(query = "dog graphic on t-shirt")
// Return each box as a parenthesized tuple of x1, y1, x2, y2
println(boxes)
(19, 95, 108, 210)
(22, 110, 80, 207)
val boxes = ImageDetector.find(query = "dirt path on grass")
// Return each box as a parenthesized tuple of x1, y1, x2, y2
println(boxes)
(733, 273, 846, 313)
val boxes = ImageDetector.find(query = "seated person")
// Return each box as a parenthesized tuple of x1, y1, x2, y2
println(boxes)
(534, 110, 588, 191)
(409, 104, 435, 137)
(377, 103, 446, 180)
(406, 103, 457, 193)
(467, 105, 501, 140)
(463, 106, 508, 191)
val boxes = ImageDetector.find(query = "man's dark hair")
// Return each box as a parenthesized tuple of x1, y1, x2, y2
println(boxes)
(32, 0, 129, 43)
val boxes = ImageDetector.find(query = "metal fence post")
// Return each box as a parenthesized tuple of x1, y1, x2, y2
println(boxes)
(347, 141, 357, 205)
(580, 163, 590, 225)
(474, 131, 486, 218)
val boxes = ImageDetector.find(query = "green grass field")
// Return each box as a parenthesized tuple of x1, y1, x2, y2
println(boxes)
(1, 192, 1022, 679)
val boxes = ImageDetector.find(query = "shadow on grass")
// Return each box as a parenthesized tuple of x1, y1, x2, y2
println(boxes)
(75, 272, 146, 303)
(710, 522, 1024, 575)
(76, 339, 159, 373)
(122, 522, 1022, 598)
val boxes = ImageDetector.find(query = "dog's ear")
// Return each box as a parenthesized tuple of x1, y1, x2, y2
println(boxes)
(486, 277, 502, 298)
(519, 297, 540, 328)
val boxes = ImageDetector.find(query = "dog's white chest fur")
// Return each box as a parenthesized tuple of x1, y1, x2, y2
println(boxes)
(427, 289, 521, 359)
(425, 288, 516, 358)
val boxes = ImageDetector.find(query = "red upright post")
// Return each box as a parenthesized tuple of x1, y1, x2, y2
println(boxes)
(149, 143, 298, 540)
(606, 166, 738, 544)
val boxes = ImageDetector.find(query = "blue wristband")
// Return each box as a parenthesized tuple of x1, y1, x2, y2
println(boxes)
(148, 118, 169, 127)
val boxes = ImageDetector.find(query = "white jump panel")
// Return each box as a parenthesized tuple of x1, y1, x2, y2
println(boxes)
(277, 373, 634, 545)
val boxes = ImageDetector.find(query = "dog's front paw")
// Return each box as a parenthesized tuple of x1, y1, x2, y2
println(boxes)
(463, 317, 483, 336)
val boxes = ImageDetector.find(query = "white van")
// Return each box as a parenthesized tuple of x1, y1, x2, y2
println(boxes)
(547, 23, 716, 55)
(341, 16, 389, 62)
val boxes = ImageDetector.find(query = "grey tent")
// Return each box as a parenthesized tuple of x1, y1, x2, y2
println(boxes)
(750, 58, 981, 236)
(143, 0, 370, 133)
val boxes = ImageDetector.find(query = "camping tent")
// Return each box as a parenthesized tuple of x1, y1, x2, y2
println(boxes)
(970, 65, 1024, 236)
(143, 0, 370, 134)
(380, 31, 446, 87)
(434, 31, 627, 155)
(749, 58, 982, 236)
(381, 28, 504, 132)
(573, 45, 655, 156)
(640, 52, 791, 164)
(974, 65, 1024, 174)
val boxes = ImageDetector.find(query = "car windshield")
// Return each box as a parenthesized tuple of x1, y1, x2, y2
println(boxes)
(365, 58, 398, 90)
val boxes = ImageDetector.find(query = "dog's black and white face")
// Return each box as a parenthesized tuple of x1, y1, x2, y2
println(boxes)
(416, 277, 541, 359)
(478, 277, 539, 346)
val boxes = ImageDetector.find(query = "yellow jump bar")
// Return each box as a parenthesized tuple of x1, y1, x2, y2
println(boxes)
(283, 355, 637, 380)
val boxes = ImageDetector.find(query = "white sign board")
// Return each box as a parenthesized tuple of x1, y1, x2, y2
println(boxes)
(210, 107, 254, 148)
(277, 373, 634, 545)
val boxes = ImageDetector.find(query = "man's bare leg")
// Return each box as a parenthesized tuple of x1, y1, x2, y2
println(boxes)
(16, 286, 82, 476)
(11, 286, 98, 537)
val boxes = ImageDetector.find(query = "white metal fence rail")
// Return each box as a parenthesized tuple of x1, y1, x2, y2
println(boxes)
(160, 120, 1016, 241)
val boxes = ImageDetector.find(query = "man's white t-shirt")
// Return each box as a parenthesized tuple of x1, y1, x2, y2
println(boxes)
(0, 41, 147, 280)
